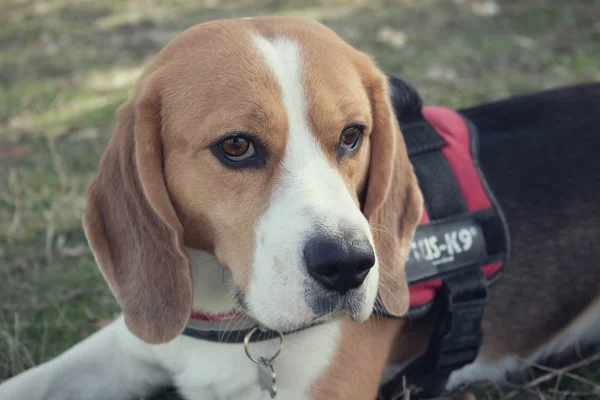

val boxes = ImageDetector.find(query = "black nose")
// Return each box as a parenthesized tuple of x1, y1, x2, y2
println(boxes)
(303, 237, 375, 294)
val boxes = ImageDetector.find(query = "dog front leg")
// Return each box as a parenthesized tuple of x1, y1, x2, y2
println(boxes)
(0, 315, 170, 400)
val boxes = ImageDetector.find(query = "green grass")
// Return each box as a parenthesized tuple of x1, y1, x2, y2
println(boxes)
(1, 0, 599, 399)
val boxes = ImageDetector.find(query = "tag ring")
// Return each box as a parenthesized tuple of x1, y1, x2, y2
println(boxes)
(243, 326, 284, 364)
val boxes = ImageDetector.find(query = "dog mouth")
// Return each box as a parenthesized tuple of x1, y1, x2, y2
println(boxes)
(233, 288, 250, 312)
(306, 287, 368, 318)
(236, 286, 368, 331)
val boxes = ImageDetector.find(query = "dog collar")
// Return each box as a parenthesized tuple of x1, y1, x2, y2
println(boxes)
(189, 310, 245, 322)
(183, 311, 322, 343)
(183, 312, 274, 343)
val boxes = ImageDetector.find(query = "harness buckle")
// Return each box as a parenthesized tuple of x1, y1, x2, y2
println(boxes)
(380, 268, 488, 399)
(423, 268, 487, 375)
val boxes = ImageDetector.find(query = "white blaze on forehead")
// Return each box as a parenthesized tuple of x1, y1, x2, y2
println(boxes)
(251, 35, 355, 222)
(251, 36, 322, 169)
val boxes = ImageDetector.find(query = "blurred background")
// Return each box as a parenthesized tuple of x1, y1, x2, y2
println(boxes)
(1, 0, 599, 398)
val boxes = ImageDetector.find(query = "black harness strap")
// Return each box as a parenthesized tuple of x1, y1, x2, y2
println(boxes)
(401, 120, 446, 157)
(414, 151, 468, 220)
(403, 119, 468, 220)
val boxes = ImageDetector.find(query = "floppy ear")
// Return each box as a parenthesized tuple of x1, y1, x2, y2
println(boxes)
(83, 79, 193, 344)
(361, 62, 423, 316)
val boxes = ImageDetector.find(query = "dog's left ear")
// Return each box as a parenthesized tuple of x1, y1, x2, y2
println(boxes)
(358, 56, 423, 316)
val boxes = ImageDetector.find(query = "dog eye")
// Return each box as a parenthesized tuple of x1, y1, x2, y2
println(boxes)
(339, 125, 365, 151)
(218, 137, 256, 161)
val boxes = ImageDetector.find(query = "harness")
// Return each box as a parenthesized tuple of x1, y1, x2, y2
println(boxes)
(181, 78, 510, 399)
(376, 78, 510, 397)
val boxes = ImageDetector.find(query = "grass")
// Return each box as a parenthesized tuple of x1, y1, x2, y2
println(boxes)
(0, 0, 599, 398)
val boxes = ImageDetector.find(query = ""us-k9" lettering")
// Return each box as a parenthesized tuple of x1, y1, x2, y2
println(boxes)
(409, 228, 476, 263)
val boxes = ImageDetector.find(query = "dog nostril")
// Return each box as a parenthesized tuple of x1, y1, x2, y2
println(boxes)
(323, 264, 341, 280)
(354, 253, 375, 279)
(357, 256, 375, 273)
(356, 261, 372, 276)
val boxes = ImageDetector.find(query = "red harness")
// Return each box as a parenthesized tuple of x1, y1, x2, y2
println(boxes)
(406, 106, 508, 314)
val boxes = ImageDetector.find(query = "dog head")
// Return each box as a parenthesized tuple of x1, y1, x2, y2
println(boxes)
(83, 16, 422, 344)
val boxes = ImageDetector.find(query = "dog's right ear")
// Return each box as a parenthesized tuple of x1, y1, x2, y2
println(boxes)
(83, 79, 193, 344)
(355, 56, 424, 317)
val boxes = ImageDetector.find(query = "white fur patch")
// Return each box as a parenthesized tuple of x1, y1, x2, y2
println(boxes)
(0, 314, 341, 400)
(446, 298, 600, 390)
(188, 248, 238, 314)
(245, 35, 378, 330)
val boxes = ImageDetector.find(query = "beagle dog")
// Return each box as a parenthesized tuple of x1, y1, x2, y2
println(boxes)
(1, 15, 599, 400)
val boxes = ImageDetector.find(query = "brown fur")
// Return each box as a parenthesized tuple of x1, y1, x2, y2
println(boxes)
(312, 317, 406, 399)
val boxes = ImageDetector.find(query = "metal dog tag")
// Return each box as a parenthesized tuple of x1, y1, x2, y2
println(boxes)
(257, 359, 277, 398)
(244, 326, 284, 399)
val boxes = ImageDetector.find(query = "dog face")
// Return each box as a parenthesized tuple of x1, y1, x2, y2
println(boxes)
(83, 16, 422, 343)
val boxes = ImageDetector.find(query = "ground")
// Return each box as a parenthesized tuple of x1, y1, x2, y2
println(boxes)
(0, 0, 599, 399)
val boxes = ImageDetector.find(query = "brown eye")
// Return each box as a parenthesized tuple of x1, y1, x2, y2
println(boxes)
(339, 125, 364, 150)
(219, 137, 255, 161)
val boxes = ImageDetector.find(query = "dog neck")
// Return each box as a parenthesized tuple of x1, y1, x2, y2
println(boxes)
(186, 247, 240, 315)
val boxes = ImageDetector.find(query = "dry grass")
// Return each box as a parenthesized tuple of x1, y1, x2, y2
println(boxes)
(1, 0, 599, 399)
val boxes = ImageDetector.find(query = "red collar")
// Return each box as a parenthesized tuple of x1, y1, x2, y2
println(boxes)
(189, 310, 245, 322)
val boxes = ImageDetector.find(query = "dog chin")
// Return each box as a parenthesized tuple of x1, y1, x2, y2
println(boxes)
(352, 305, 374, 322)
(243, 285, 375, 331)
(307, 284, 373, 314)
(253, 310, 319, 332)
(249, 299, 374, 332)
